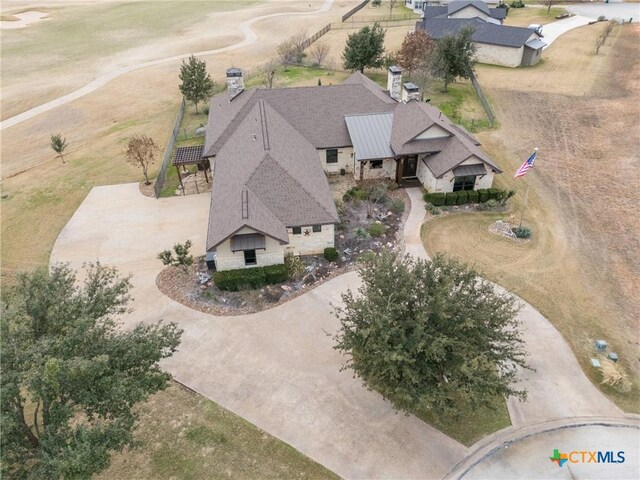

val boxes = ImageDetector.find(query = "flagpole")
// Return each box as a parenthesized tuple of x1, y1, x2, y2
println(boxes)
(518, 181, 529, 229)
(516, 147, 537, 229)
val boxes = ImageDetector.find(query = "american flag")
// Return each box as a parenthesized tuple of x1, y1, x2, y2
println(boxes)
(514, 149, 538, 178)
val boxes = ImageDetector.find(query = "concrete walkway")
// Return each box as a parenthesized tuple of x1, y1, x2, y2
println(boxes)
(50, 184, 636, 479)
(541, 15, 592, 49)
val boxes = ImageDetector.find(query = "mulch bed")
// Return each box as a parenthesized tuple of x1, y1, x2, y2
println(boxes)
(156, 182, 411, 316)
(156, 258, 354, 317)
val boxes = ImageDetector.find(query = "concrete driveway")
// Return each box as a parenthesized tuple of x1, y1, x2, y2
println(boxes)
(567, 2, 640, 23)
(51, 184, 635, 479)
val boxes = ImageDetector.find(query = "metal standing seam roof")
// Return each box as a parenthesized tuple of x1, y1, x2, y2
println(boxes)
(525, 38, 547, 50)
(173, 145, 204, 166)
(345, 113, 394, 161)
(452, 164, 487, 177)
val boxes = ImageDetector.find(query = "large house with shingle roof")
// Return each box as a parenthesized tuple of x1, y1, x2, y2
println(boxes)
(418, 0, 545, 67)
(203, 67, 501, 271)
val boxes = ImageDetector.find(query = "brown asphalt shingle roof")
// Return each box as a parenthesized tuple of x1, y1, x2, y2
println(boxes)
(206, 100, 338, 251)
(204, 82, 396, 157)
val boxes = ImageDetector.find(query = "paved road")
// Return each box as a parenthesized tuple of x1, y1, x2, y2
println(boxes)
(51, 184, 634, 479)
(567, 2, 640, 22)
(0, 0, 337, 131)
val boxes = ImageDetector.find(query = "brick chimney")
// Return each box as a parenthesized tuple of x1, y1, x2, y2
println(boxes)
(387, 66, 402, 102)
(226, 67, 244, 100)
(402, 82, 420, 103)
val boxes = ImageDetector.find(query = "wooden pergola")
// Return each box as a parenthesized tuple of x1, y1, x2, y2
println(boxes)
(172, 145, 209, 190)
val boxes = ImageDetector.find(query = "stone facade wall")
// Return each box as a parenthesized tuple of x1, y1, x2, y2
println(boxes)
(318, 147, 354, 175)
(358, 158, 396, 181)
(214, 227, 285, 271)
(420, 156, 497, 193)
(474, 42, 523, 68)
(285, 224, 335, 256)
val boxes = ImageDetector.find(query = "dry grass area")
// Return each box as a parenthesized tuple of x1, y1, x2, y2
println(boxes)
(0, 0, 360, 283)
(503, 5, 568, 28)
(95, 382, 339, 480)
(423, 23, 640, 413)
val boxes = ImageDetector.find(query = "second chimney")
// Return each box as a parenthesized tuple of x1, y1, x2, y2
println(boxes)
(387, 65, 402, 101)
(226, 67, 244, 100)
(402, 82, 420, 103)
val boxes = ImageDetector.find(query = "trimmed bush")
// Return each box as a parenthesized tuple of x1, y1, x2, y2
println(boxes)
(512, 226, 532, 239)
(429, 192, 446, 206)
(264, 264, 288, 284)
(456, 190, 468, 205)
(445, 192, 458, 206)
(285, 255, 305, 280)
(467, 190, 479, 203)
(214, 267, 266, 291)
(324, 247, 339, 261)
(390, 199, 405, 214)
(368, 222, 387, 237)
(477, 189, 490, 203)
(488, 188, 502, 201)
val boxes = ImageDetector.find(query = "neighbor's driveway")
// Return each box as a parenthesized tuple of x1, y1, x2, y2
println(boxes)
(51, 184, 632, 479)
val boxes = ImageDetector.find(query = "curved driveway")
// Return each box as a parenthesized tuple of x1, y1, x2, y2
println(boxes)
(0, 0, 336, 131)
(51, 184, 636, 479)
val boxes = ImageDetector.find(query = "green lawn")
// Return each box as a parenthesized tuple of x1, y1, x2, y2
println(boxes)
(414, 397, 512, 446)
(96, 383, 340, 480)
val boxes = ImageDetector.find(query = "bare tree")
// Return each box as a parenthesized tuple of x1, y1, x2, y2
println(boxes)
(389, 0, 399, 18)
(125, 135, 159, 185)
(261, 59, 279, 89)
(50, 133, 68, 164)
(309, 42, 330, 67)
(277, 30, 308, 69)
(544, 0, 556, 15)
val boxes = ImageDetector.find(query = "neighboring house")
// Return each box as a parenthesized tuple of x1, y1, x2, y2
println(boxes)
(405, 0, 426, 14)
(422, 0, 507, 24)
(203, 67, 501, 271)
(417, 16, 546, 67)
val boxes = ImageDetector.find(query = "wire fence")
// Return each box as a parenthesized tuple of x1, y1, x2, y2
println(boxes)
(331, 18, 417, 29)
(342, 0, 370, 22)
(469, 72, 495, 125)
(154, 97, 186, 198)
(343, 12, 421, 24)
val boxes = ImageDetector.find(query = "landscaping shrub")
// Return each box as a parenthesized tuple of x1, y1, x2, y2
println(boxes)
(203, 106, 210, 115)
(510, 0, 525, 8)
(467, 190, 479, 203)
(158, 240, 194, 269)
(390, 199, 405, 214)
(324, 247, 339, 262)
(343, 186, 367, 202)
(387, 182, 400, 191)
(445, 192, 458, 206)
(368, 222, 387, 237)
(355, 227, 370, 239)
(512, 226, 532, 239)
(456, 191, 468, 205)
(425, 204, 441, 215)
(428, 192, 446, 206)
(477, 189, 490, 203)
(285, 255, 305, 280)
(214, 267, 266, 291)
(264, 264, 288, 284)
(488, 188, 502, 201)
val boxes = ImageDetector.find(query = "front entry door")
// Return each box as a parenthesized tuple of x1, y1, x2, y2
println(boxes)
(402, 155, 418, 178)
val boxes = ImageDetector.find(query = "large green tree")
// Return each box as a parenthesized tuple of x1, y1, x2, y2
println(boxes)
(179, 54, 215, 113)
(342, 23, 386, 73)
(334, 251, 529, 415)
(1, 263, 182, 479)
(429, 26, 477, 92)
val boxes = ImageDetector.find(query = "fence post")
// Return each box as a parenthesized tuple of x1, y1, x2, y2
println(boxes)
(469, 72, 495, 126)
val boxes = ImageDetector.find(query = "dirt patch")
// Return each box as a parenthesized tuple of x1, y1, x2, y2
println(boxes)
(138, 180, 155, 198)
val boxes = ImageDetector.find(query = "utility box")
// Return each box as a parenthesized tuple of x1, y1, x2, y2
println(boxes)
(595, 340, 608, 351)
